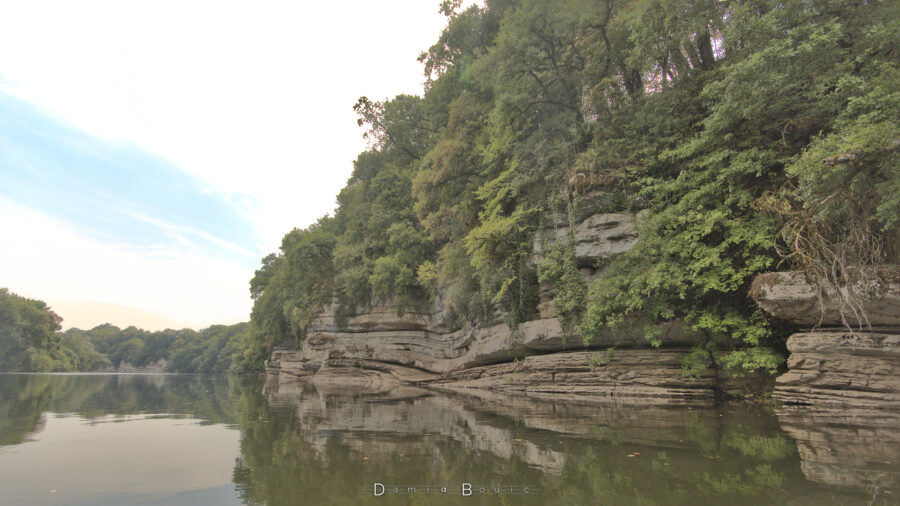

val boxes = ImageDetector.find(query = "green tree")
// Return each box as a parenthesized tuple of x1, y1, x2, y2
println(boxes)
(0, 288, 63, 371)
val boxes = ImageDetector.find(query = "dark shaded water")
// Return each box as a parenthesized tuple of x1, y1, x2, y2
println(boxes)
(0, 373, 896, 505)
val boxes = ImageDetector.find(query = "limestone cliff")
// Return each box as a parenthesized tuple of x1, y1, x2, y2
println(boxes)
(753, 270, 900, 493)
(751, 271, 900, 409)
(267, 198, 741, 406)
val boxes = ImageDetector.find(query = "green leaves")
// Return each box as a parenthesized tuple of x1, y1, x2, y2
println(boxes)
(0, 288, 63, 371)
(464, 168, 540, 308)
(241, 0, 898, 378)
(537, 241, 586, 340)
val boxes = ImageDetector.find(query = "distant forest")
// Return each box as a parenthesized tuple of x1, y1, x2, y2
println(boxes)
(0, 288, 263, 373)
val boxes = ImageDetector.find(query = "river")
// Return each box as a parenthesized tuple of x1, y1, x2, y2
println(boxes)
(0, 373, 896, 505)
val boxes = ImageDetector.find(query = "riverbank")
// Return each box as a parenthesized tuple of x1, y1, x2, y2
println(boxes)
(267, 198, 900, 410)
(267, 270, 900, 411)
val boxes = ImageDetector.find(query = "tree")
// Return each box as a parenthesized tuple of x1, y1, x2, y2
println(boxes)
(0, 288, 63, 371)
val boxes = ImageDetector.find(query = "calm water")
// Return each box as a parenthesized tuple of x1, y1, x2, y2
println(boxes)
(0, 374, 896, 505)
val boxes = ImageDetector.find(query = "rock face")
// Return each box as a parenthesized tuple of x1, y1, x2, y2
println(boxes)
(774, 331, 900, 408)
(534, 212, 643, 270)
(267, 301, 715, 406)
(754, 270, 900, 493)
(267, 204, 731, 406)
(751, 271, 900, 409)
(751, 271, 900, 328)
(424, 349, 717, 406)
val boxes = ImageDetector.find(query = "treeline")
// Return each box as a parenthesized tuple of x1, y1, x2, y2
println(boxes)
(249, 0, 899, 375)
(0, 288, 264, 373)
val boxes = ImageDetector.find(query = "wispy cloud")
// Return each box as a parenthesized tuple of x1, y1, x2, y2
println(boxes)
(0, 0, 469, 252)
(0, 93, 261, 328)
(0, 0, 475, 329)
(0, 197, 253, 329)
(123, 209, 259, 259)
(0, 92, 262, 265)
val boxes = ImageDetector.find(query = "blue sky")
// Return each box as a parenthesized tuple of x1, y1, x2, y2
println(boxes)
(0, 92, 260, 265)
(0, 0, 466, 330)
(0, 87, 265, 330)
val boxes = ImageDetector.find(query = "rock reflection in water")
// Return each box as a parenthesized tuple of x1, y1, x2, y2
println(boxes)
(2, 374, 896, 505)
(250, 374, 888, 505)
(776, 405, 900, 502)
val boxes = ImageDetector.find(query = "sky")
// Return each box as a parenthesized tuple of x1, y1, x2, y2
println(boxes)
(0, 0, 476, 330)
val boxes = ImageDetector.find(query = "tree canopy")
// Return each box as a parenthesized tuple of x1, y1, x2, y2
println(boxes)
(0, 288, 261, 373)
(245, 0, 899, 376)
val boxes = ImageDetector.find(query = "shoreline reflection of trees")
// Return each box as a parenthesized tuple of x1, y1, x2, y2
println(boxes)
(231, 380, 872, 505)
(1, 375, 891, 504)
(0, 374, 262, 446)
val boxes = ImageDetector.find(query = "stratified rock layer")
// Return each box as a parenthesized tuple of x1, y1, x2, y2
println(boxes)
(533, 211, 643, 270)
(424, 350, 716, 406)
(267, 206, 727, 406)
(267, 312, 714, 406)
(754, 270, 900, 494)
(751, 271, 900, 328)
(751, 271, 900, 410)
(774, 331, 900, 408)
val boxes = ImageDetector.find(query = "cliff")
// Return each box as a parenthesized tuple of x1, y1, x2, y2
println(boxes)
(751, 271, 900, 409)
(267, 196, 753, 406)
(753, 270, 900, 492)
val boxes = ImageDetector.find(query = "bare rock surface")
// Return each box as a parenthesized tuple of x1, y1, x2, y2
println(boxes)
(424, 350, 716, 406)
(774, 331, 900, 408)
(751, 271, 900, 328)
(534, 212, 643, 269)
(752, 270, 900, 412)
(267, 312, 713, 405)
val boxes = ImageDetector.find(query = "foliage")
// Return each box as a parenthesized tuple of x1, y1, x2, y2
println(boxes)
(756, 14, 900, 327)
(589, 347, 616, 370)
(0, 288, 63, 371)
(0, 288, 260, 373)
(86, 322, 260, 374)
(251, 219, 337, 347)
(247, 0, 897, 377)
(537, 239, 586, 340)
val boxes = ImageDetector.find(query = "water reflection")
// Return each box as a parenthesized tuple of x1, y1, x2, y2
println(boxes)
(0, 373, 248, 448)
(0, 374, 897, 505)
(254, 375, 894, 505)
(777, 405, 900, 499)
(0, 374, 252, 505)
